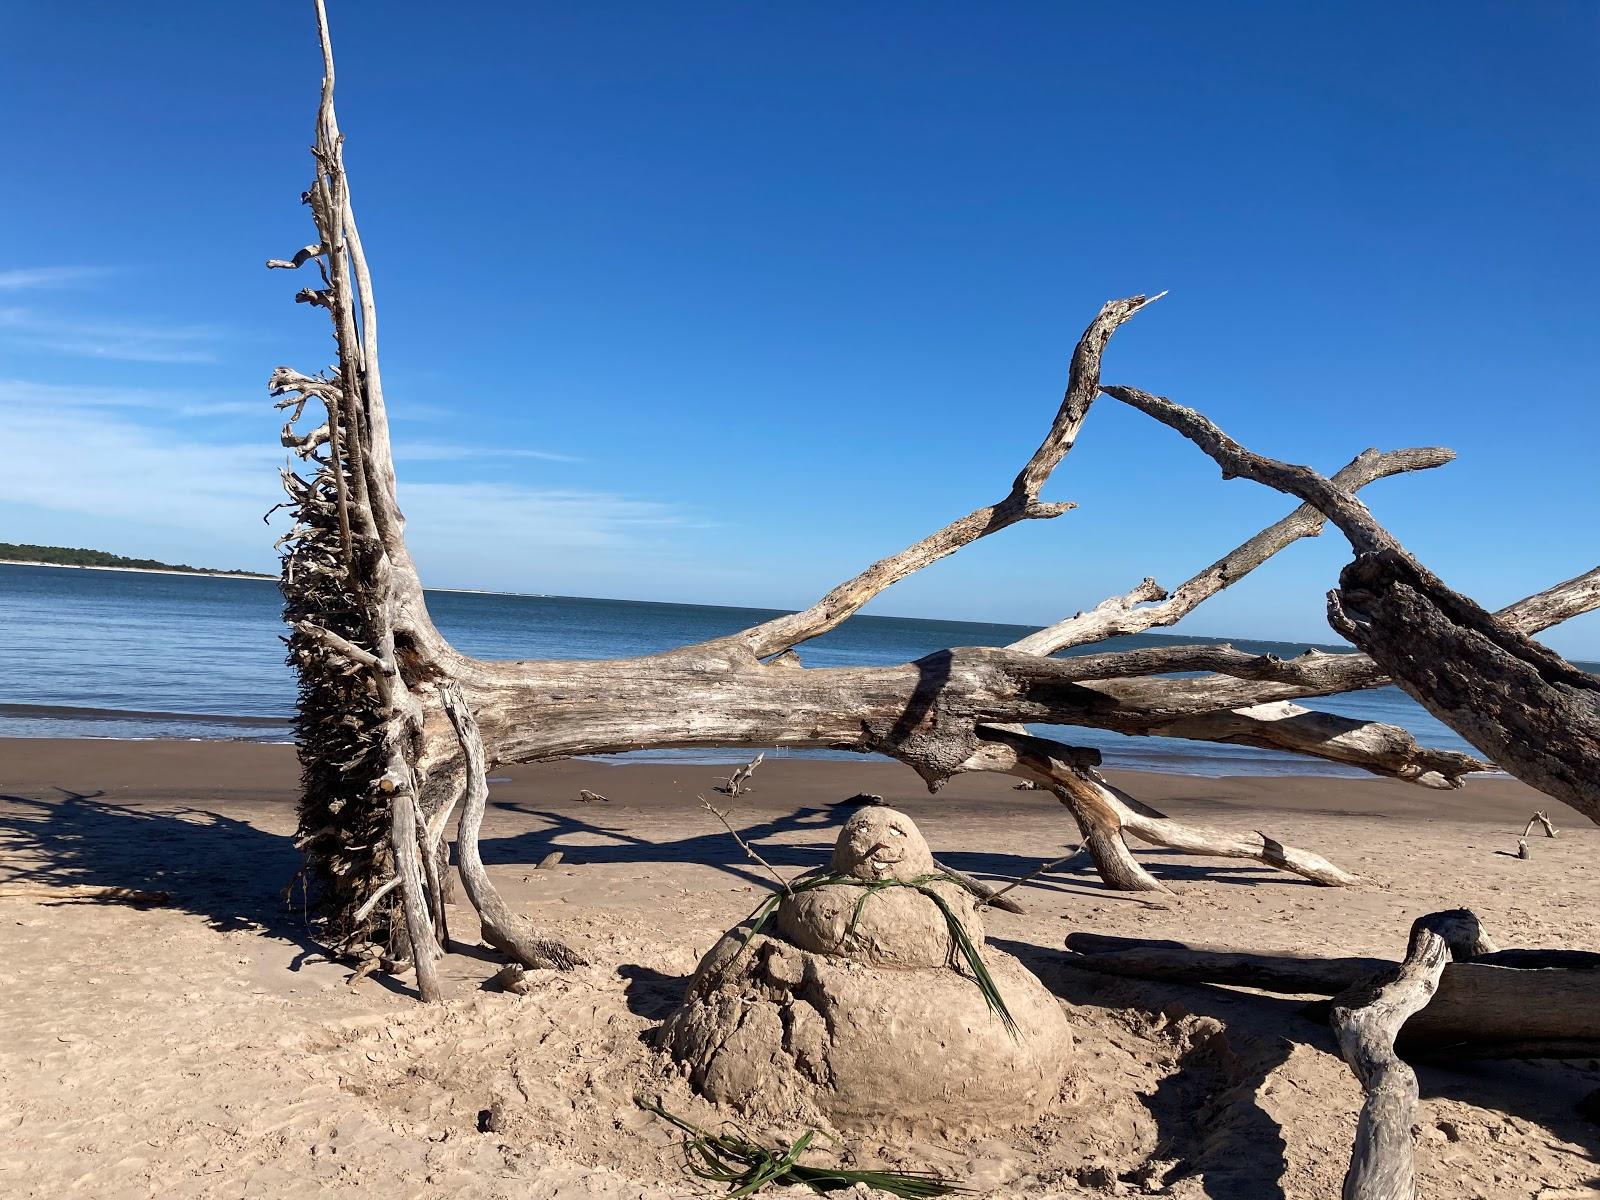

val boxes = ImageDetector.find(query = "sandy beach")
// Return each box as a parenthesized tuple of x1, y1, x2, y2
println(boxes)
(1, 738, 1596, 1199)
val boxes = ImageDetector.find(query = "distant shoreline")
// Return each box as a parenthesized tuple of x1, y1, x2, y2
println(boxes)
(0, 559, 273, 582)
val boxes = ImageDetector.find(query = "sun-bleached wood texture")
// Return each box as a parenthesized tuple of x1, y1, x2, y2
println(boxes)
(270, 2, 1600, 991)
(1102, 383, 1600, 824)
(1330, 911, 1495, 1200)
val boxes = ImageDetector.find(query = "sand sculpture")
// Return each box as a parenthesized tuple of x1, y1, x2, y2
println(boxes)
(661, 806, 1073, 1134)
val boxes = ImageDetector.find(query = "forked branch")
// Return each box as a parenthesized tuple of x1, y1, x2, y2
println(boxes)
(735, 293, 1161, 658)
(1104, 383, 1600, 821)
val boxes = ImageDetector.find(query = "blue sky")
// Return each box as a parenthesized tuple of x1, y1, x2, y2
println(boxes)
(2, 2, 1596, 653)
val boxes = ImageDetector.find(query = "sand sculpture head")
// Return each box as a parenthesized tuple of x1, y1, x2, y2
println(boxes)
(828, 805, 936, 882)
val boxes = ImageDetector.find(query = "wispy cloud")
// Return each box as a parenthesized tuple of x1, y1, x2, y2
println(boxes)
(395, 441, 583, 464)
(0, 383, 688, 577)
(0, 307, 221, 364)
(0, 266, 110, 291)
(0, 378, 262, 419)
(403, 482, 681, 551)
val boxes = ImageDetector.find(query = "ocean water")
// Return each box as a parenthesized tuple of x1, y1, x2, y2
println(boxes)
(0, 562, 1535, 779)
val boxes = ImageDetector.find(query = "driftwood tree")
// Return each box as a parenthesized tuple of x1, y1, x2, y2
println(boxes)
(270, 3, 1600, 998)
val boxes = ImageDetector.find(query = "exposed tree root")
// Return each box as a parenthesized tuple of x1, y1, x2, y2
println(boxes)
(440, 684, 587, 971)
(270, 5, 1600, 998)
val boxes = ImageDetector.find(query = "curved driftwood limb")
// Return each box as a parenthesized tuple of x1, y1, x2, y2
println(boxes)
(1053, 770, 1172, 893)
(1522, 811, 1558, 838)
(966, 726, 1357, 887)
(440, 684, 587, 970)
(731, 293, 1161, 659)
(1330, 910, 1495, 1200)
(1098, 770, 1361, 886)
(1104, 383, 1600, 824)
(1011, 446, 1455, 656)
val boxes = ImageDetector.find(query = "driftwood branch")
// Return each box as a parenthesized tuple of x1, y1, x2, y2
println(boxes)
(932, 858, 1031, 914)
(1011, 446, 1455, 656)
(440, 683, 587, 970)
(971, 847, 1085, 910)
(714, 753, 763, 798)
(733, 294, 1160, 658)
(1062, 930, 1600, 1053)
(1330, 911, 1495, 1200)
(958, 726, 1359, 888)
(700, 796, 793, 895)
(1105, 383, 1600, 823)
(1522, 811, 1558, 838)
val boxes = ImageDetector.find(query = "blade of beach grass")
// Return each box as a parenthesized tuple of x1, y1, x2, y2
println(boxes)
(634, 1096, 969, 1197)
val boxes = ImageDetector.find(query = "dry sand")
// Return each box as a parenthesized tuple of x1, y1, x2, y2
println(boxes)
(0, 738, 1596, 1199)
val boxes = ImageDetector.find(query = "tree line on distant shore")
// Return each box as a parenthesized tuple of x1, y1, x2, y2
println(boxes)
(0, 542, 269, 578)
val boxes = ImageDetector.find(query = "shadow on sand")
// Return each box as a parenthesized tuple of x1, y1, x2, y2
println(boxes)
(480, 799, 1307, 896)
(0, 787, 325, 966)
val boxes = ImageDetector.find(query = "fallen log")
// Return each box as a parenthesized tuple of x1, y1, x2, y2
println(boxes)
(1063, 932, 1391, 994)
(1062, 931, 1600, 1055)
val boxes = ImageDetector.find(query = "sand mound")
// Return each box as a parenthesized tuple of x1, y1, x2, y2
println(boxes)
(661, 808, 1074, 1134)
(662, 929, 1073, 1134)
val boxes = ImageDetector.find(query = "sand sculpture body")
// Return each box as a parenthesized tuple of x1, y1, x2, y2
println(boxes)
(661, 807, 1073, 1134)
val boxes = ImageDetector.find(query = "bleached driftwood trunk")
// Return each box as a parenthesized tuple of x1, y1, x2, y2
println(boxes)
(1330, 911, 1496, 1200)
(271, 3, 1600, 995)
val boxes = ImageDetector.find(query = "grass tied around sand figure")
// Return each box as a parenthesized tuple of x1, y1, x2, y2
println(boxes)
(634, 1095, 968, 1198)
(740, 871, 1021, 1039)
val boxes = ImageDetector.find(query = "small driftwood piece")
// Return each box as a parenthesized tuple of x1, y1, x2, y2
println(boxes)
(577, 789, 608, 804)
(1331, 910, 1494, 1200)
(0, 883, 171, 905)
(535, 851, 564, 870)
(1522, 811, 1558, 838)
(714, 754, 764, 798)
(930, 858, 1027, 915)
